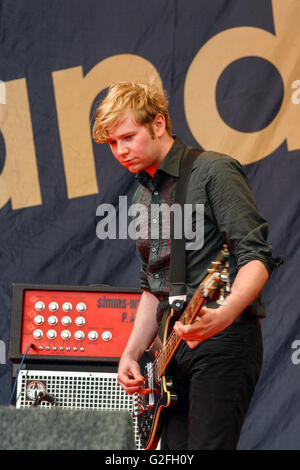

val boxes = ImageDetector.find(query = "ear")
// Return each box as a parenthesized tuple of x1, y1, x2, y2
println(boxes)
(152, 113, 166, 138)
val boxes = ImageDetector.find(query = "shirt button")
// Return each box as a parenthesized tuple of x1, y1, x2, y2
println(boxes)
(153, 190, 158, 196)
(154, 274, 159, 279)
(152, 218, 158, 224)
(151, 247, 156, 253)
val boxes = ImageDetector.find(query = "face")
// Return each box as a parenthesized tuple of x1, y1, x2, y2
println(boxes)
(107, 110, 165, 177)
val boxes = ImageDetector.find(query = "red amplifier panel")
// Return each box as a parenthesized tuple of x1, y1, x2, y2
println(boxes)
(9, 284, 142, 363)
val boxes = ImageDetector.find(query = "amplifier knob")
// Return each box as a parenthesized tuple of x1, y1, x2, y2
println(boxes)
(62, 316, 72, 326)
(33, 329, 43, 339)
(61, 330, 71, 340)
(75, 316, 86, 326)
(35, 301, 45, 312)
(101, 331, 112, 341)
(49, 302, 59, 312)
(76, 302, 86, 313)
(74, 330, 85, 341)
(88, 331, 98, 341)
(47, 329, 57, 339)
(34, 315, 44, 325)
(48, 315, 58, 326)
(62, 302, 72, 312)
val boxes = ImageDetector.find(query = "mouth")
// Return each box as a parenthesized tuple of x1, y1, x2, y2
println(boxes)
(123, 159, 137, 167)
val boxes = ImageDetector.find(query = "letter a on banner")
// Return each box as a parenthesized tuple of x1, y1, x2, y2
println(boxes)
(184, 0, 300, 164)
(0, 79, 42, 209)
(53, 54, 162, 200)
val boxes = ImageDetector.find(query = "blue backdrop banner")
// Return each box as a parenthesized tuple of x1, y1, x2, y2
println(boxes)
(0, 0, 299, 449)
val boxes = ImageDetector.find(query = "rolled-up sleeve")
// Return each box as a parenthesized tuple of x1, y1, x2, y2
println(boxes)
(206, 156, 283, 276)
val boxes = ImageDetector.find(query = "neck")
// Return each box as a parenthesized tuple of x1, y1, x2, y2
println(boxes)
(146, 134, 174, 177)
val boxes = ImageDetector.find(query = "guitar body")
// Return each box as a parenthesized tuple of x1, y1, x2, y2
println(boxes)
(136, 311, 178, 450)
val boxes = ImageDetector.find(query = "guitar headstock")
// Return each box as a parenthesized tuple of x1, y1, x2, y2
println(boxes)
(200, 245, 231, 302)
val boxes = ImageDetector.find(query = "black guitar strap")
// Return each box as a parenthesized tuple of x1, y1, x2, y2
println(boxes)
(169, 147, 204, 305)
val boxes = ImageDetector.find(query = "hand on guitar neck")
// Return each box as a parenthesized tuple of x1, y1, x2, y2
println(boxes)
(173, 259, 269, 349)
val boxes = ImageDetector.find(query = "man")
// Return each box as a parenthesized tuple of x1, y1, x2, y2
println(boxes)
(93, 81, 281, 449)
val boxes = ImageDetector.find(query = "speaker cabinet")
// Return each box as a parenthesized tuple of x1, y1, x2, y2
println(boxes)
(14, 368, 142, 449)
(0, 405, 135, 450)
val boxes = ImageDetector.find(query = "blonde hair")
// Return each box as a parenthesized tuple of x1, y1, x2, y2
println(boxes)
(92, 81, 172, 143)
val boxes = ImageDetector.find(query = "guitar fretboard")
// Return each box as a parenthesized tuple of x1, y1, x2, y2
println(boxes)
(155, 287, 206, 377)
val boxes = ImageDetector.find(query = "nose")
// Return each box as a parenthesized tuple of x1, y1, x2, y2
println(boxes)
(117, 141, 129, 158)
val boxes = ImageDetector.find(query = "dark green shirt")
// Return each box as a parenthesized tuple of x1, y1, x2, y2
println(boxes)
(133, 136, 280, 317)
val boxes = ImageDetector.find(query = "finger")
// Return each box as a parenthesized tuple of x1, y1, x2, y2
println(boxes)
(119, 385, 141, 395)
(197, 305, 210, 316)
(117, 378, 144, 395)
(117, 371, 144, 390)
(174, 321, 200, 335)
(118, 374, 144, 387)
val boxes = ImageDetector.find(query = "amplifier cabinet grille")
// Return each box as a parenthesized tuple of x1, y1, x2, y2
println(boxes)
(16, 370, 142, 450)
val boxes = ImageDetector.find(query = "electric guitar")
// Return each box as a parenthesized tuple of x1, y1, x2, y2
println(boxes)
(134, 245, 231, 450)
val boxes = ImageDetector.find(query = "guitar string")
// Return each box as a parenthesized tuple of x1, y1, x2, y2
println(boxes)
(151, 301, 196, 377)
(150, 295, 204, 378)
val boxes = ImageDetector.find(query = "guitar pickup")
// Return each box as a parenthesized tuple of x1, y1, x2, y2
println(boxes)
(146, 363, 155, 406)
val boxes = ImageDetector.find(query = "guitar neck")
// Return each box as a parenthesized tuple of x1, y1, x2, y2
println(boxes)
(154, 246, 229, 378)
(156, 288, 206, 377)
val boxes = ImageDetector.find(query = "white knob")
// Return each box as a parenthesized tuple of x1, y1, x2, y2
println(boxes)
(35, 301, 45, 311)
(88, 331, 98, 341)
(76, 302, 86, 313)
(33, 329, 43, 339)
(47, 329, 57, 339)
(74, 330, 85, 341)
(48, 315, 58, 325)
(61, 330, 71, 340)
(75, 316, 85, 326)
(62, 302, 72, 312)
(101, 331, 112, 341)
(34, 315, 44, 325)
(49, 302, 59, 312)
(61, 316, 72, 326)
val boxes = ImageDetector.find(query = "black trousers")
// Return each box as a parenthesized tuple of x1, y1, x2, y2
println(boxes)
(160, 320, 263, 450)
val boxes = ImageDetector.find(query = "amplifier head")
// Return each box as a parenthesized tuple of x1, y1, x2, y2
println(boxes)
(8, 283, 142, 364)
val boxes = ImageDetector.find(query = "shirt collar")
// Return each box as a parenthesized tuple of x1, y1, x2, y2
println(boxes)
(136, 136, 186, 188)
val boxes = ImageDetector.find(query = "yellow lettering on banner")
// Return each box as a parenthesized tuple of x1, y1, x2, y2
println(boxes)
(184, 0, 300, 164)
(0, 79, 42, 209)
(0, 81, 6, 104)
(52, 54, 162, 199)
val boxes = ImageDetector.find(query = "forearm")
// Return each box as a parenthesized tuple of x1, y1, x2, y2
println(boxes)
(122, 290, 159, 360)
(223, 259, 269, 323)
